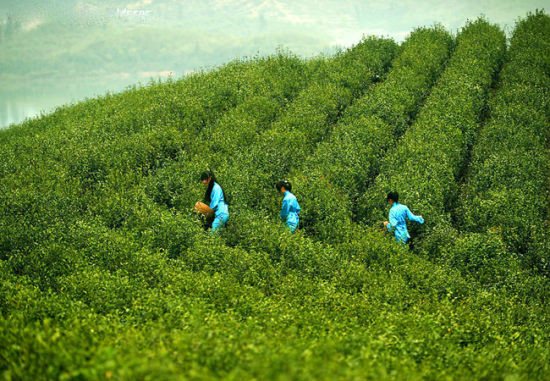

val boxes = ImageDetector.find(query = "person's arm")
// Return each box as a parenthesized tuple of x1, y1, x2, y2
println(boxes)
(209, 184, 222, 211)
(280, 198, 290, 222)
(405, 206, 424, 224)
(386, 209, 398, 232)
(384, 208, 398, 232)
(294, 198, 301, 215)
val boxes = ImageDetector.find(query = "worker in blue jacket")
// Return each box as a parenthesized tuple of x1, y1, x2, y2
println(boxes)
(198, 170, 229, 233)
(276, 180, 301, 233)
(383, 191, 424, 244)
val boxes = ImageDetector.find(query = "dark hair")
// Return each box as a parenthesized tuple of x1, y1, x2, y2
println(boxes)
(200, 170, 213, 182)
(387, 191, 399, 203)
(200, 170, 226, 204)
(276, 180, 292, 192)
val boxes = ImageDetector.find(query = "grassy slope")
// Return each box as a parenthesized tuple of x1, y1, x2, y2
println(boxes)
(1, 14, 549, 381)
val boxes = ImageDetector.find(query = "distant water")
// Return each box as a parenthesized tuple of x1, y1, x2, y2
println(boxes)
(1, 97, 57, 129)
(0, 78, 138, 130)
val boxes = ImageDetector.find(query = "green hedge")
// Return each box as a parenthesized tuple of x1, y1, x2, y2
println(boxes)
(0, 54, 310, 259)
(0, 60, 249, 255)
(287, 26, 454, 242)
(141, 52, 317, 215)
(456, 11, 550, 276)
(221, 37, 397, 211)
(358, 19, 506, 241)
(1, 16, 549, 381)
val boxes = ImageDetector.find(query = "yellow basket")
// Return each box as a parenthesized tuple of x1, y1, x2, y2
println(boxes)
(194, 201, 214, 217)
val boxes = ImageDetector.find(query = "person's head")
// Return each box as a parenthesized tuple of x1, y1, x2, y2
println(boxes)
(200, 170, 215, 186)
(276, 180, 292, 194)
(201, 170, 218, 203)
(387, 191, 399, 205)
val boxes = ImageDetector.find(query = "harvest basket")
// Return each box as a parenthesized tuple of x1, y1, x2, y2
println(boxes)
(194, 201, 214, 217)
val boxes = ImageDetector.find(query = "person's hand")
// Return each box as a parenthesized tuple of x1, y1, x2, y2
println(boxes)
(383, 221, 389, 227)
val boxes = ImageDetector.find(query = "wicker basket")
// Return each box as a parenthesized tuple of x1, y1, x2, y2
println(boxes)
(194, 201, 214, 217)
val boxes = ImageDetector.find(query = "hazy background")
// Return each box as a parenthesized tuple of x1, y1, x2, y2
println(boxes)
(1, 0, 548, 129)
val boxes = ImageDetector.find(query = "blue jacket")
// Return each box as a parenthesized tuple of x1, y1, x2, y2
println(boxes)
(280, 191, 301, 227)
(209, 182, 229, 218)
(387, 202, 424, 243)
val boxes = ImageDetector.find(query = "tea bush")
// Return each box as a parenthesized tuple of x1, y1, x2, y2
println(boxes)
(1, 14, 549, 381)
(220, 36, 397, 210)
(136, 40, 396, 259)
(0, 59, 253, 257)
(141, 52, 321, 215)
(288, 26, 454, 242)
(457, 11, 550, 276)
(358, 19, 506, 240)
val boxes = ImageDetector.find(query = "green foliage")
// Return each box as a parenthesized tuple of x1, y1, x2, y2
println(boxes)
(358, 18, 507, 241)
(290, 26, 454, 243)
(220, 36, 398, 212)
(1, 14, 549, 381)
(457, 11, 550, 276)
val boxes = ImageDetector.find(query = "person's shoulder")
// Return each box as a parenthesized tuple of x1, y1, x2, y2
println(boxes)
(392, 203, 406, 213)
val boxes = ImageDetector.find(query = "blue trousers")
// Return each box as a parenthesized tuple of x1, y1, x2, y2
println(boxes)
(211, 213, 228, 234)
(287, 222, 298, 234)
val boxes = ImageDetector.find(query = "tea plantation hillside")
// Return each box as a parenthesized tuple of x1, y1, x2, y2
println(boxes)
(1, 12, 549, 381)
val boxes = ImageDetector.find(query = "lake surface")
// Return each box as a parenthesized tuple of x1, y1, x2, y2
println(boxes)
(1, 95, 73, 129)
(0, 77, 140, 130)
